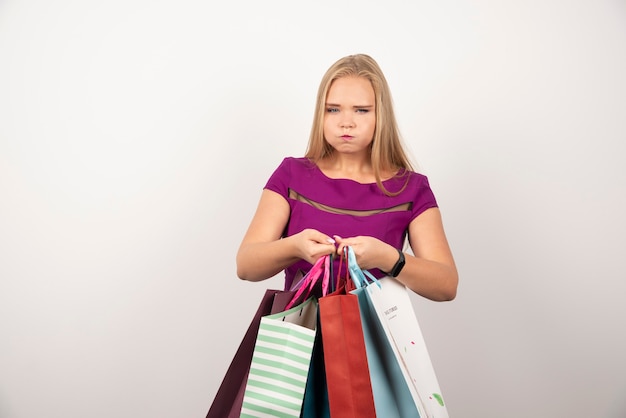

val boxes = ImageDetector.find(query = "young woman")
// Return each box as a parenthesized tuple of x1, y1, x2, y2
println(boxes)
(236, 54, 457, 302)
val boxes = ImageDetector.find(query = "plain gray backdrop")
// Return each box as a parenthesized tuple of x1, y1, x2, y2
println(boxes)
(1, 0, 625, 417)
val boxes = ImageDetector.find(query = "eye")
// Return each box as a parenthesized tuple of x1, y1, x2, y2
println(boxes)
(356, 108, 370, 114)
(326, 107, 339, 113)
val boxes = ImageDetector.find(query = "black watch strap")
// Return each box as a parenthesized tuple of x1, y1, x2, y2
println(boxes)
(387, 249, 406, 277)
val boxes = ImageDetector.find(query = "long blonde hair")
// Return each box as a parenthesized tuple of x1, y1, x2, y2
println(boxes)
(304, 54, 414, 195)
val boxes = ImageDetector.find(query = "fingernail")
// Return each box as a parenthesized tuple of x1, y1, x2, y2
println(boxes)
(327, 238, 336, 244)
(333, 235, 342, 240)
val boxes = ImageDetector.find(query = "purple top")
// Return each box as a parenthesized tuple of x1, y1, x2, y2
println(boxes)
(264, 157, 438, 290)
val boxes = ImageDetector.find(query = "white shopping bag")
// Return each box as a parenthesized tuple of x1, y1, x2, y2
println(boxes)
(348, 246, 450, 418)
(366, 277, 449, 418)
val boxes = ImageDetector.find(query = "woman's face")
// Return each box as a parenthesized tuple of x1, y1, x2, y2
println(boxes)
(323, 76, 376, 157)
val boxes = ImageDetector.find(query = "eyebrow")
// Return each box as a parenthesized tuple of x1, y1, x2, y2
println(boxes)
(325, 103, 374, 109)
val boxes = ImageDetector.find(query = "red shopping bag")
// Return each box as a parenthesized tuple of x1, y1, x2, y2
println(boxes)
(318, 253, 377, 417)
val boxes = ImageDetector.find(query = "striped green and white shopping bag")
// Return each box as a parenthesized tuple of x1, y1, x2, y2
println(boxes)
(241, 297, 318, 418)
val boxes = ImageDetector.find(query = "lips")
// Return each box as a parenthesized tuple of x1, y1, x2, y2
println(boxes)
(341, 135, 353, 140)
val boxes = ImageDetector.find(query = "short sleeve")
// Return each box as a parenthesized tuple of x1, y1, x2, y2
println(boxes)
(264, 157, 292, 199)
(410, 174, 438, 221)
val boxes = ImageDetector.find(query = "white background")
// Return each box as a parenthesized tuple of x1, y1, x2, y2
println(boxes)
(1, 1, 625, 417)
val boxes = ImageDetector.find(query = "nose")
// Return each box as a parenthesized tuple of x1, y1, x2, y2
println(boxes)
(340, 116, 355, 128)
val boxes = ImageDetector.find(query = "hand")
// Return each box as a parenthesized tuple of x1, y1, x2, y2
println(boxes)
(291, 228, 337, 265)
(333, 235, 397, 271)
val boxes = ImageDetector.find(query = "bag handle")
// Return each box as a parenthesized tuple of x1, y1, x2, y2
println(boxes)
(346, 246, 381, 289)
(285, 254, 330, 309)
(291, 257, 321, 292)
(335, 247, 354, 292)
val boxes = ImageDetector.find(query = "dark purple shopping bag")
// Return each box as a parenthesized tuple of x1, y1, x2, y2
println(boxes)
(206, 289, 281, 418)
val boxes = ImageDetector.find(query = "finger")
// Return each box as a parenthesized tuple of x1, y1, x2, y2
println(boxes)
(311, 231, 335, 245)
(335, 242, 348, 257)
(317, 246, 338, 262)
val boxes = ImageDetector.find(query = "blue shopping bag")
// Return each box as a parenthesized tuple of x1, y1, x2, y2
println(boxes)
(352, 285, 421, 417)
(300, 311, 330, 418)
(348, 246, 450, 418)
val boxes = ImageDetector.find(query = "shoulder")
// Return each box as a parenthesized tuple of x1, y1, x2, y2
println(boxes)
(397, 168, 427, 180)
(277, 156, 316, 171)
(397, 169, 438, 216)
(388, 168, 432, 191)
(265, 157, 318, 194)
(272, 156, 319, 179)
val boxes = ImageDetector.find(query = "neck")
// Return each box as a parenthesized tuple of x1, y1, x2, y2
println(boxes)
(330, 151, 372, 169)
(317, 153, 377, 183)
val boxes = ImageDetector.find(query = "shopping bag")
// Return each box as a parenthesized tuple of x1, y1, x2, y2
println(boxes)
(298, 256, 332, 418)
(300, 311, 330, 418)
(241, 297, 319, 418)
(348, 246, 450, 418)
(351, 284, 419, 417)
(272, 255, 332, 417)
(206, 289, 281, 418)
(318, 254, 377, 417)
(271, 283, 329, 418)
(285, 254, 330, 310)
(365, 276, 449, 417)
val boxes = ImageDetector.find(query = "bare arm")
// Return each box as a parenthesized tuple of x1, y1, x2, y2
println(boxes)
(334, 207, 458, 301)
(236, 189, 336, 282)
(399, 207, 458, 301)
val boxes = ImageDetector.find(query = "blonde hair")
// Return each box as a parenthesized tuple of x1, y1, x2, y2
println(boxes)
(304, 54, 414, 195)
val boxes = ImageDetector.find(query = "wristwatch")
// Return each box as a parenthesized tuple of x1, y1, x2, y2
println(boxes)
(386, 249, 406, 277)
